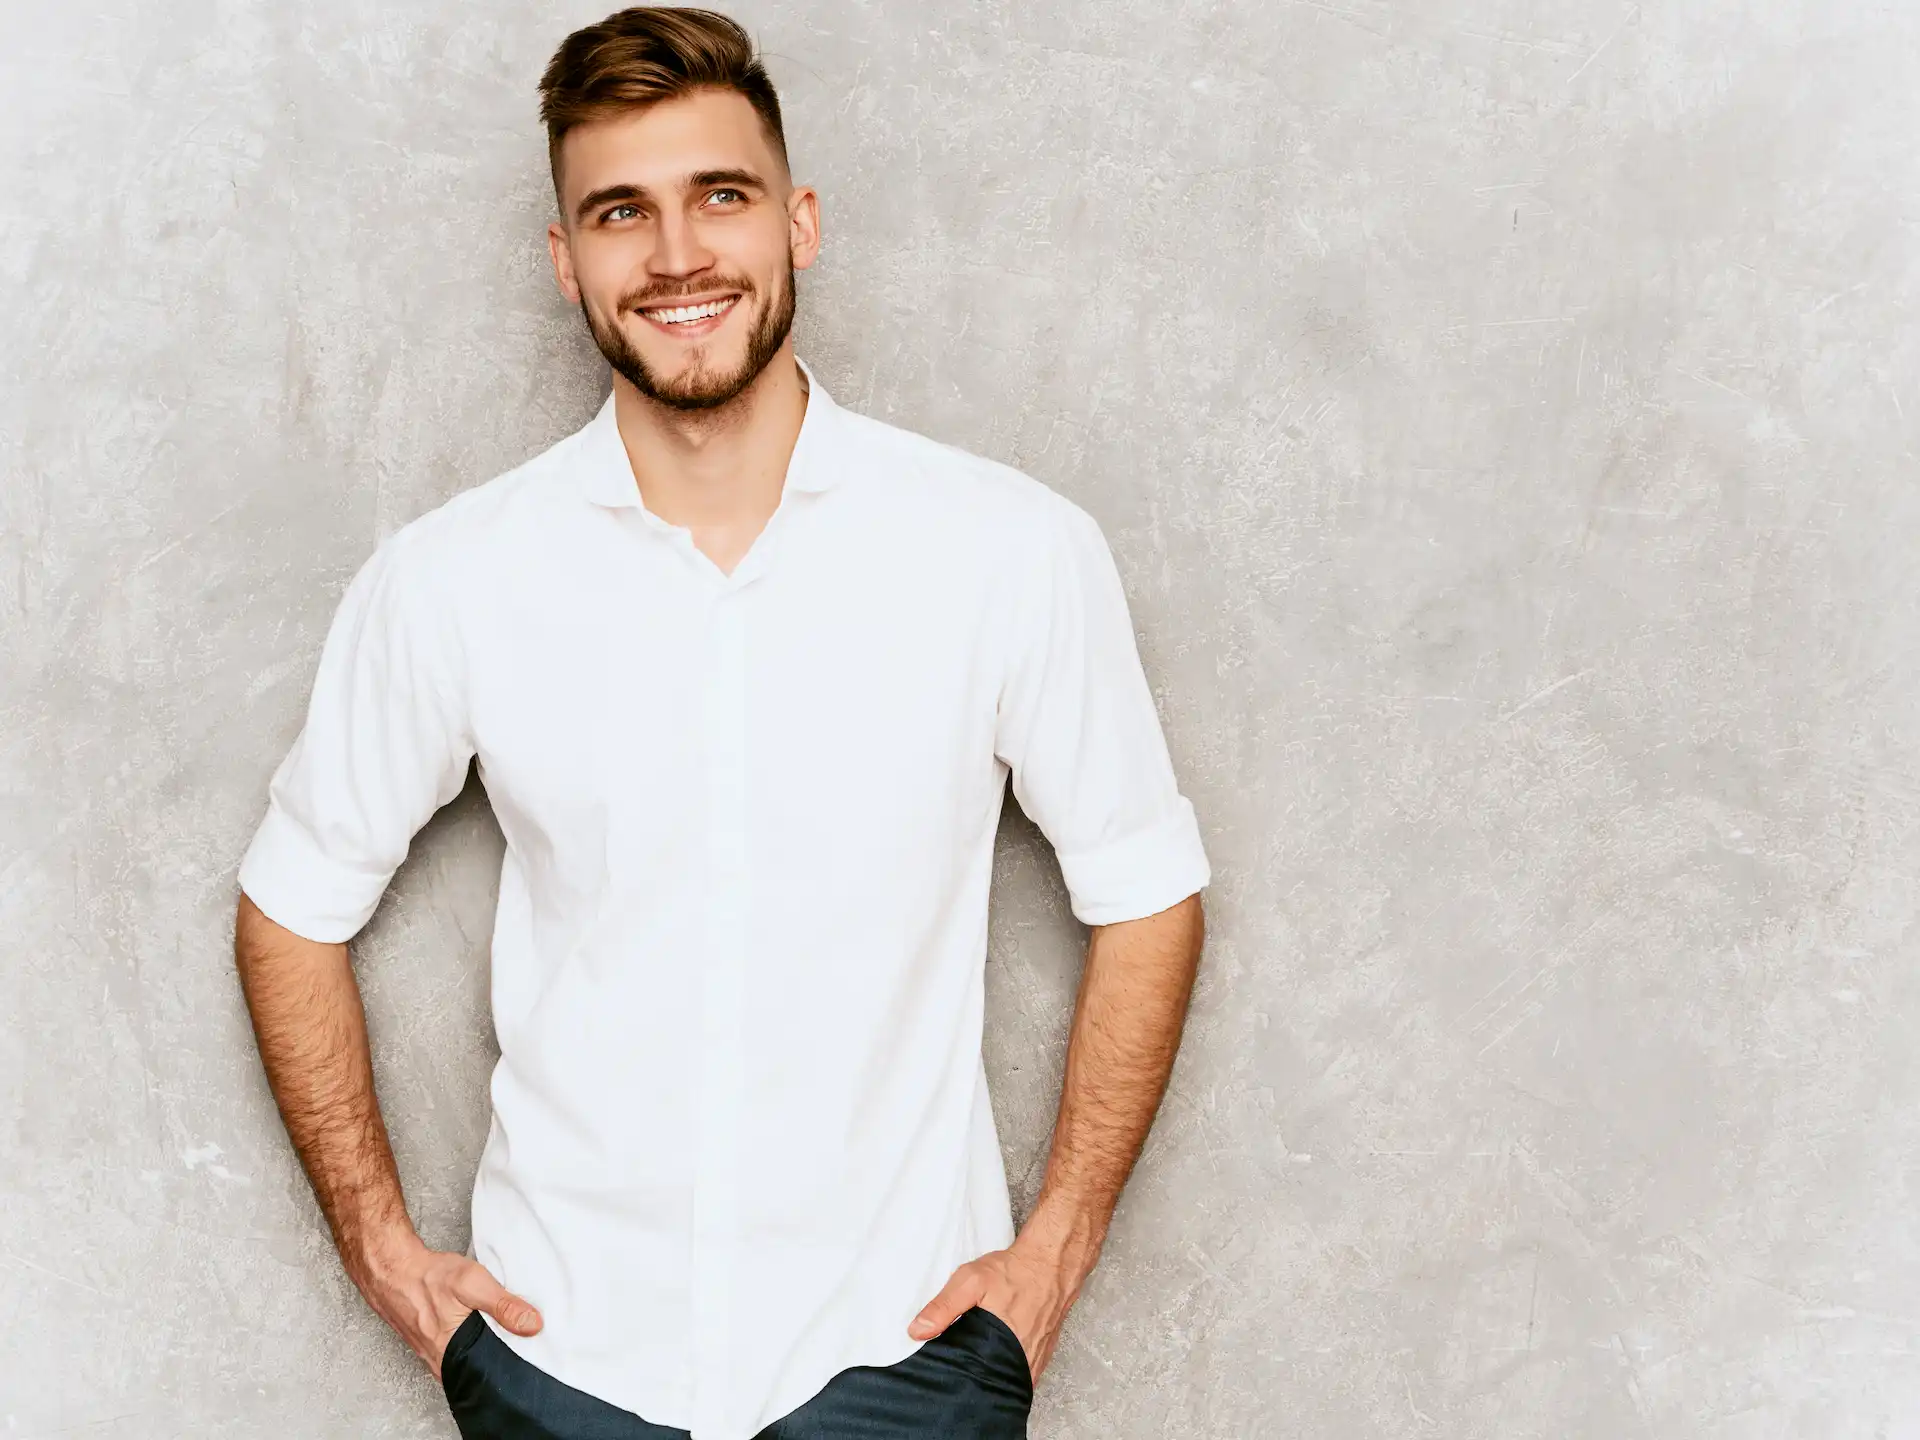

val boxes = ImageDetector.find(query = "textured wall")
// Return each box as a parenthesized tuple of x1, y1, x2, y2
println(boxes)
(5, 0, 1918, 1435)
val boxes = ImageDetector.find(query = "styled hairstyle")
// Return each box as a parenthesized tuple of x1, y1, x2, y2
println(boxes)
(537, 7, 788, 212)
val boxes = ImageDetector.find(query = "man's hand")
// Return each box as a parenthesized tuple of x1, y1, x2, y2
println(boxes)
(356, 1235, 544, 1382)
(906, 1230, 1093, 1386)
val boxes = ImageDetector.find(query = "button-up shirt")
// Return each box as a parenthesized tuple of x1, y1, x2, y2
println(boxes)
(238, 358, 1211, 1440)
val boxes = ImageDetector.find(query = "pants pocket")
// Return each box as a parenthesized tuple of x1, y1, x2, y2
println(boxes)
(439, 1308, 486, 1386)
(962, 1305, 1035, 1405)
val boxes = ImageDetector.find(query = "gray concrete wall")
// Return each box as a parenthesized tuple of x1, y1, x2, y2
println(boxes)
(4, 0, 1917, 1434)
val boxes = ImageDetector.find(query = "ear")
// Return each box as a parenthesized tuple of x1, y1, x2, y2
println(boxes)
(787, 185, 821, 273)
(548, 220, 581, 303)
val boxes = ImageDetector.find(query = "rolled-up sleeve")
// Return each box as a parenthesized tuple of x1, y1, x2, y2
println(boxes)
(993, 494, 1210, 927)
(237, 529, 473, 944)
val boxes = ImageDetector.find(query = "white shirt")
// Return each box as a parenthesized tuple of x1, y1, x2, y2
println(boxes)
(239, 358, 1211, 1440)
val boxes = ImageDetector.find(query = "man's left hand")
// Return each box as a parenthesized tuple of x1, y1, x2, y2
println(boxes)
(907, 1238, 1089, 1386)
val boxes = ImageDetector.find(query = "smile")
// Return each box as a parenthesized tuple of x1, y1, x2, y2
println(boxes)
(638, 295, 740, 328)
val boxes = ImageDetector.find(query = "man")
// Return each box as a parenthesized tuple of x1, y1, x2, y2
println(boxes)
(233, 8, 1209, 1438)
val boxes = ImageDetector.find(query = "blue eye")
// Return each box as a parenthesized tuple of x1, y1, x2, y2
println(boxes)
(604, 203, 640, 222)
(708, 189, 744, 205)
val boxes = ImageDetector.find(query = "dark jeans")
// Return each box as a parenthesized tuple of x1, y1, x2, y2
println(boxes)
(440, 1306, 1033, 1439)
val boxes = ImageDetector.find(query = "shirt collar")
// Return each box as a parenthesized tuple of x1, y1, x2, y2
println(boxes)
(574, 355, 844, 510)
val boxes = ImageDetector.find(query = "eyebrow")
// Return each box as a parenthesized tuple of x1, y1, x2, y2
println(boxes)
(573, 168, 771, 224)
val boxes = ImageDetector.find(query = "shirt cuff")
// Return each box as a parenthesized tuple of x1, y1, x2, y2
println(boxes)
(1055, 796, 1212, 927)
(236, 803, 394, 944)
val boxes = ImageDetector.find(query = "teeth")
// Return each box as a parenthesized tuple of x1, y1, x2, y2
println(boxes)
(647, 298, 734, 324)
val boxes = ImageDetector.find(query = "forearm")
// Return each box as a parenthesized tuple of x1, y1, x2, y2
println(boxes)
(233, 892, 421, 1286)
(1018, 892, 1205, 1274)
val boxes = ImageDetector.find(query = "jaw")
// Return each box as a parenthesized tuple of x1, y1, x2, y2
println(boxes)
(583, 266, 794, 411)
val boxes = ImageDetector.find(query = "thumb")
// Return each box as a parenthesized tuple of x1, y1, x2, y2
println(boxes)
(908, 1267, 984, 1341)
(458, 1259, 544, 1336)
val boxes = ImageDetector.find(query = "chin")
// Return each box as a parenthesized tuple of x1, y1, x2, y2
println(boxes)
(660, 346, 741, 382)
(663, 356, 747, 393)
(649, 360, 761, 411)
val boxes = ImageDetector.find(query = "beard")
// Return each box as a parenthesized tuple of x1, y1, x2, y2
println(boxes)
(580, 264, 797, 412)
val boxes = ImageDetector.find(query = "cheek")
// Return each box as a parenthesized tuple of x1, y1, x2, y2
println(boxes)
(720, 222, 795, 283)
(573, 235, 650, 306)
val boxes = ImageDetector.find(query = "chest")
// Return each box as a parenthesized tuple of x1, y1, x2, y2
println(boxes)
(460, 525, 1010, 839)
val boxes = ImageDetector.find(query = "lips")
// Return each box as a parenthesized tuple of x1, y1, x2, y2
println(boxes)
(635, 294, 740, 330)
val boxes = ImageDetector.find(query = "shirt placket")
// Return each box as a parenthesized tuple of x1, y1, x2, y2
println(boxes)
(623, 487, 793, 1438)
(691, 578, 750, 1437)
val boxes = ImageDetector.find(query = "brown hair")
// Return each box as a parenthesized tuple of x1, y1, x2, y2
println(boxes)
(537, 7, 788, 209)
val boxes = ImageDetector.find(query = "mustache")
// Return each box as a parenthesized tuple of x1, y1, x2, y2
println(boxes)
(619, 277, 757, 310)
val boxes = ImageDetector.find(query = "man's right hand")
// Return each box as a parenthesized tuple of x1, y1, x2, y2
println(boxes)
(356, 1236, 545, 1382)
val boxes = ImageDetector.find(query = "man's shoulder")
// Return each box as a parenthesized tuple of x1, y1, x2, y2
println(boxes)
(374, 416, 590, 571)
(833, 402, 1087, 531)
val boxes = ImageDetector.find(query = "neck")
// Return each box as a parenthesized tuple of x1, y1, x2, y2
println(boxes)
(609, 345, 810, 531)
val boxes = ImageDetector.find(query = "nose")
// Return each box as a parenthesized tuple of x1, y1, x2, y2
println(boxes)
(651, 207, 716, 281)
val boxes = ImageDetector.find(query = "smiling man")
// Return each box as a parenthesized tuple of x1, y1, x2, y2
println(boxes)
(232, 8, 1209, 1439)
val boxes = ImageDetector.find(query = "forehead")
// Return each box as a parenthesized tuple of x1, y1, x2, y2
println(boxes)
(557, 88, 785, 204)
